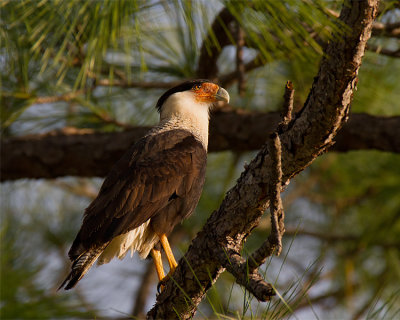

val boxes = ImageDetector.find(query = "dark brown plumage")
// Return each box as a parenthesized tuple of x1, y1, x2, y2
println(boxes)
(59, 80, 229, 290)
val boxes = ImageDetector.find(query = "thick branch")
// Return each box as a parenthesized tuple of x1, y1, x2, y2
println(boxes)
(2, 112, 398, 181)
(148, 1, 379, 318)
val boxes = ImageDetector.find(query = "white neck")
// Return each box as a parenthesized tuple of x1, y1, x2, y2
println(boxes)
(158, 91, 210, 149)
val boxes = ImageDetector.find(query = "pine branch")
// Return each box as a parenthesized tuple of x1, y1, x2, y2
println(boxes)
(2, 111, 399, 181)
(95, 79, 182, 89)
(33, 90, 86, 104)
(265, 132, 284, 256)
(147, 1, 380, 318)
(367, 44, 400, 58)
(371, 21, 400, 38)
(29, 81, 183, 106)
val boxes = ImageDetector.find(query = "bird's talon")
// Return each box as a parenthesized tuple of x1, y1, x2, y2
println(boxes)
(157, 275, 170, 293)
(157, 281, 164, 294)
(157, 268, 176, 293)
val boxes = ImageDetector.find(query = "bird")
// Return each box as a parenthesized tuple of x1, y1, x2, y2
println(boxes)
(58, 79, 230, 290)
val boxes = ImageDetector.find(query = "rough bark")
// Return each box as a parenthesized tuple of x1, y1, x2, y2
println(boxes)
(147, 0, 379, 318)
(2, 111, 398, 181)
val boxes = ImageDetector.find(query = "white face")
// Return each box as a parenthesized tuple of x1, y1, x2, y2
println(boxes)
(157, 83, 229, 149)
(160, 90, 211, 121)
(161, 82, 229, 119)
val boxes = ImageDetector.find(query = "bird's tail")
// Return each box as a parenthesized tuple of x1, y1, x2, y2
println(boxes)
(58, 245, 106, 290)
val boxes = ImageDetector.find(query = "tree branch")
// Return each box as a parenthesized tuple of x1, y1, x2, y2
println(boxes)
(197, 8, 235, 80)
(244, 134, 285, 272)
(95, 79, 182, 89)
(278, 81, 294, 133)
(33, 90, 87, 104)
(326, 9, 400, 39)
(2, 111, 398, 181)
(371, 21, 400, 38)
(266, 133, 284, 256)
(219, 85, 293, 299)
(366, 43, 400, 58)
(147, 1, 379, 318)
(222, 251, 275, 302)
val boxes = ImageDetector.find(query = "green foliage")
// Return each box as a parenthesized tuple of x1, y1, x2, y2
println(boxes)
(0, 215, 96, 319)
(2, 0, 140, 86)
(289, 150, 400, 316)
(225, 0, 341, 63)
(353, 53, 400, 116)
(1, 0, 344, 133)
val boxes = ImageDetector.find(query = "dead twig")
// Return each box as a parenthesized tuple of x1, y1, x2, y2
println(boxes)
(221, 82, 292, 300)
(222, 250, 275, 302)
(281, 81, 294, 126)
(266, 132, 284, 255)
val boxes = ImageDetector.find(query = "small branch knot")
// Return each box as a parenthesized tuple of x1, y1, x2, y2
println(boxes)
(278, 80, 295, 133)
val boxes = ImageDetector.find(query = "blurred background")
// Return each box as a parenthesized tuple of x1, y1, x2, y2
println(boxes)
(1, 0, 400, 319)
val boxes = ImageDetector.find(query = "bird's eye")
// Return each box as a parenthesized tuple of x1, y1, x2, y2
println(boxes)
(193, 85, 201, 90)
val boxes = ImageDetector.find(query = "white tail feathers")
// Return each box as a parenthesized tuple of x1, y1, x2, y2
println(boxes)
(97, 220, 158, 264)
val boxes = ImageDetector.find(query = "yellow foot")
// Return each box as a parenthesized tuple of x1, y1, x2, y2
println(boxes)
(157, 268, 176, 293)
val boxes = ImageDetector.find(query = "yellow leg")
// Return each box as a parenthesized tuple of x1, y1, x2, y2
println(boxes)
(159, 233, 178, 272)
(150, 248, 165, 282)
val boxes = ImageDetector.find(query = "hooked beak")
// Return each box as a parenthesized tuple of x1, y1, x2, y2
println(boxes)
(214, 87, 230, 103)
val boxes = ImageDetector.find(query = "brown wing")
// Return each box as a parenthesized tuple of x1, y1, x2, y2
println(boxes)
(68, 129, 207, 260)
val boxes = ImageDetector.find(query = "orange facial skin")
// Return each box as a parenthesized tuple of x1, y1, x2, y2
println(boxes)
(192, 83, 220, 103)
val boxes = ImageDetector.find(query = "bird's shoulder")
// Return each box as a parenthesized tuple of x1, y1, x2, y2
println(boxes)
(102, 128, 206, 188)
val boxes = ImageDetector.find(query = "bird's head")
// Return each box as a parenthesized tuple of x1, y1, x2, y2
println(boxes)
(156, 80, 230, 120)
